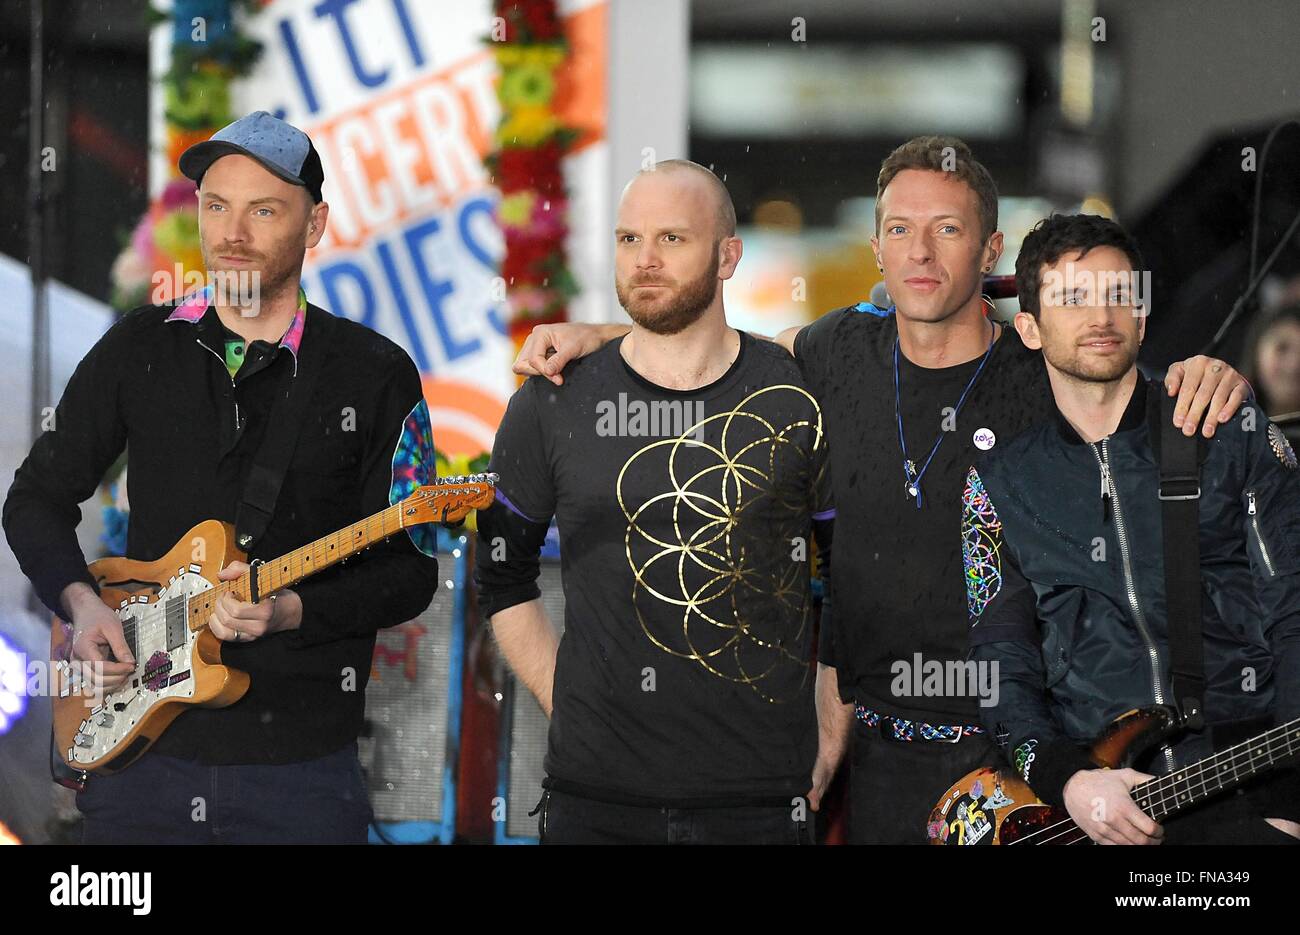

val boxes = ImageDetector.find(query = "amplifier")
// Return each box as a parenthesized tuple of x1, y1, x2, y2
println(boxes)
(360, 529, 468, 844)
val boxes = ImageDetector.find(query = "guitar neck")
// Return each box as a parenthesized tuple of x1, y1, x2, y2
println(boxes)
(1133, 716, 1300, 822)
(187, 501, 406, 633)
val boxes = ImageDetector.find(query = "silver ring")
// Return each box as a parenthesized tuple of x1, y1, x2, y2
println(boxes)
(230, 627, 240, 642)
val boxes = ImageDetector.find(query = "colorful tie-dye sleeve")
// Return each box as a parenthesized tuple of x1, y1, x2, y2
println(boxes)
(390, 397, 439, 559)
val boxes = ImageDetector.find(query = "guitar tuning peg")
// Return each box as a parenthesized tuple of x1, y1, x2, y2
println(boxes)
(453, 475, 466, 485)
(486, 472, 499, 486)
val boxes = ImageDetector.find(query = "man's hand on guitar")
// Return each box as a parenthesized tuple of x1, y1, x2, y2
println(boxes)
(211, 561, 302, 643)
(64, 582, 135, 694)
(512, 322, 628, 386)
(1064, 768, 1165, 845)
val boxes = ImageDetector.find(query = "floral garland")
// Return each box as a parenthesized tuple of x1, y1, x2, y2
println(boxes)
(487, 0, 579, 349)
(110, 0, 266, 311)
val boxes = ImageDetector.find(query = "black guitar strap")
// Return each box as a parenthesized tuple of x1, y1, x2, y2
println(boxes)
(1154, 388, 1207, 730)
(233, 307, 327, 559)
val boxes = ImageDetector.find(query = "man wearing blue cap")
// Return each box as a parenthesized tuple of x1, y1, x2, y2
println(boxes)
(3, 112, 440, 843)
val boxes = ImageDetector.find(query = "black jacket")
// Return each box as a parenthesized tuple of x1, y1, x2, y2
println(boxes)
(3, 295, 439, 764)
(964, 376, 1300, 812)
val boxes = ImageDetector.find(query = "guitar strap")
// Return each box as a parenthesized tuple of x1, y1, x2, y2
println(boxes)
(1153, 387, 1207, 731)
(232, 308, 328, 557)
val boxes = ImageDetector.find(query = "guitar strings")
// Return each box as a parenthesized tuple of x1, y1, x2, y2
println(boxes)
(1009, 718, 1300, 845)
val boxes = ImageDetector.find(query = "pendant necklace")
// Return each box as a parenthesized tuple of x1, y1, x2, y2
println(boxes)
(893, 319, 998, 508)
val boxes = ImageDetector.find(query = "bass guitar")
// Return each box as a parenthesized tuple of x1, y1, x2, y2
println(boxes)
(928, 706, 1300, 844)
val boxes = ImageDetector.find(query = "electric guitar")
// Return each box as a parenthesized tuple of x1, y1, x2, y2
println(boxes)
(50, 473, 497, 775)
(927, 706, 1300, 844)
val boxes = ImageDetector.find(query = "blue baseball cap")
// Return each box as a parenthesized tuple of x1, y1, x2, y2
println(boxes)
(180, 111, 324, 202)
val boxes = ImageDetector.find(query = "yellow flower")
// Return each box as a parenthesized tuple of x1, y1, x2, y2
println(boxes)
(500, 62, 556, 108)
(498, 191, 536, 227)
(496, 106, 556, 147)
(493, 44, 565, 70)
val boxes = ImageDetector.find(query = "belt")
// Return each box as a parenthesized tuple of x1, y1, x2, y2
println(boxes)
(855, 704, 985, 743)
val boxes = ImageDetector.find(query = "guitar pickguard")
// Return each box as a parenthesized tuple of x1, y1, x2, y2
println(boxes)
(59, 565, 213, 768)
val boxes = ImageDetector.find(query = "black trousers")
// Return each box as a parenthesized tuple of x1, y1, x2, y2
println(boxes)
(848, 716, 999, 844)
(537, 787, 815, 845)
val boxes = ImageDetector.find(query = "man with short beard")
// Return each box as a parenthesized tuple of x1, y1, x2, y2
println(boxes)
(3, 112, 439, 843)
(965, 213, 1300, 844)
(475, 160, 834, 843)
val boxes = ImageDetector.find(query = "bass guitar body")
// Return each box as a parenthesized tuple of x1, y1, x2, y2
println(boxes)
(927, 707, 1179, 845)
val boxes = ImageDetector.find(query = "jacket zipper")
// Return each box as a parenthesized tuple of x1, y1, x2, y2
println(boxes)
(197, 338, 240, 432)
(1247, 490, 1277, 577)
(1092, 439, 1177, 773)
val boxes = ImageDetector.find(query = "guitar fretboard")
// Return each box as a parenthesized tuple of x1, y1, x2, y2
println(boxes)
(186, 501, 406, 633)
(1133, 716, 1300, 821)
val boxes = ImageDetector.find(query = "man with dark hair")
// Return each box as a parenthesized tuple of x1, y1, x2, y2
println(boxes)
(475, 160, 834, 844)
(966, 213, 1300, 844)
(508, 137, 1250, 843)
(3, 112, 440, 843)
(1014, 212, 1147, 317)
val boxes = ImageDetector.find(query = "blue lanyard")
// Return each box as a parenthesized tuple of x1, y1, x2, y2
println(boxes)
(893, 322, 997, 508)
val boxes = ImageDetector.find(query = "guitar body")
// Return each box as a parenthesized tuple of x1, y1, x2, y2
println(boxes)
(51, 519, 250, 775)
(927, 707, 1180, 845)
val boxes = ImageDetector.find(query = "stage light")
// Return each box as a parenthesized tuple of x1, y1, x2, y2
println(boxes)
(0, 820, 19, 845)
(0, 633, 28, 736)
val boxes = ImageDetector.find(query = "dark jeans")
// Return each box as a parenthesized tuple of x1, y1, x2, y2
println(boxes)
(77, 742, 372, 844)
(849, 716, 999, 845)
(537, 787, 815, 845)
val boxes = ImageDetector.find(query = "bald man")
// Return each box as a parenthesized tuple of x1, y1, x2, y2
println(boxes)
(474, 161, 837, 844)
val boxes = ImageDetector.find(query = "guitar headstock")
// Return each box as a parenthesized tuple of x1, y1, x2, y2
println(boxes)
(400, 473, 499, 527)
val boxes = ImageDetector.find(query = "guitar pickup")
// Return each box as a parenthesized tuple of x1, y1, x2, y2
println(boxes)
(165, 595, 187, 651)
(121, 614, 139, 662)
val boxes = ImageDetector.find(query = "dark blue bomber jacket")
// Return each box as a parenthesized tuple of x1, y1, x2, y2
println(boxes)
(963, 375, 1300, 816)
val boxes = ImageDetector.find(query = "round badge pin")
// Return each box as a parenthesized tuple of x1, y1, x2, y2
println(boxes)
(973, 428, 996, 451)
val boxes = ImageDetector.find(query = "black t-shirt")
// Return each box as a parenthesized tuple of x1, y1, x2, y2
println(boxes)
(795, 304, 1053, 724)
(475, 332, 832, 806)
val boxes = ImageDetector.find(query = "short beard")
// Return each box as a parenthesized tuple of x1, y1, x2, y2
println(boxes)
(1042, 339, 1139, 384)
(200, 239, 302, 315)
(616, 250, 720, 336)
